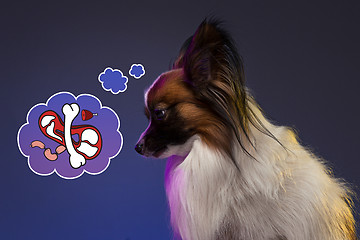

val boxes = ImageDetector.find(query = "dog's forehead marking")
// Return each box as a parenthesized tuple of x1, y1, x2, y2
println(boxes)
(144, 74, 166, 109)
(145, 69, 190, 109)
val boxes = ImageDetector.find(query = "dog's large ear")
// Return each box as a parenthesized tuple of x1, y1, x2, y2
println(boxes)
(180, 19, 244, 91)
(179, 19, 253, 159)
(173, 36, 192, 69)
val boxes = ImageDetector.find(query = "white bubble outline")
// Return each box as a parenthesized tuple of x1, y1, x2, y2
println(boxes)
(17, 91, 123, 180)
(98, 67, 128, 94)
(129, 63, 145, 79)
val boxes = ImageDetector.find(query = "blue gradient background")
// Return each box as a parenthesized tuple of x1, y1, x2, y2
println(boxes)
(1, 1, 359, 239)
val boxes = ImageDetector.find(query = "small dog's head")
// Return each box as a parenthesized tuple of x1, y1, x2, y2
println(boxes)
(135, 19, 249, 158)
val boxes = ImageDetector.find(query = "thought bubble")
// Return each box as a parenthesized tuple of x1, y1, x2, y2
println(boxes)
(129, 64, 145, 79)
(17, 92, 123, 179)
(98, 67, 128, 94)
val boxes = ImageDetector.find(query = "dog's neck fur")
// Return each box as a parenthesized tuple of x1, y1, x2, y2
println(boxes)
(165, 136, 282, 239)
(165, 138, 229, 240)
(164, 103, 285, 239)
(164, 103, 355, 240)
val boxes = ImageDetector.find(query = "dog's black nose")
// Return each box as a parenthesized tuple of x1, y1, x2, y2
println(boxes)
(135, 140, 144, 155)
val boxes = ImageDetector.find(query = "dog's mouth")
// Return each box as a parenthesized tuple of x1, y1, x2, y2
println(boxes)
(152, 146, 167, 158)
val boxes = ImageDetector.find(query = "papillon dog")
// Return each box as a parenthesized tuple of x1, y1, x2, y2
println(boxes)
(135, 19, 356, 240)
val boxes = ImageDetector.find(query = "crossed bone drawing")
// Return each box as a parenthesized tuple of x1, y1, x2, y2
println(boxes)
(31, 103, 102, 169)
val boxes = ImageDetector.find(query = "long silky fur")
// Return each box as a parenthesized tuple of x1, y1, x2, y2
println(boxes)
(164, 19, 357, 240)
(165, 103, 356, 239)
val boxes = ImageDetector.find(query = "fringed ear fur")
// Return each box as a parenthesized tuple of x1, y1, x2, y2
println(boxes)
(174, 19, 246, 100)
(184, 20, 230, 89)
(173, 19, 256, 163)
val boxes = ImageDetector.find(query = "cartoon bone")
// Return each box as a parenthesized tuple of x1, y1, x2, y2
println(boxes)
(62, 103, 86, 169)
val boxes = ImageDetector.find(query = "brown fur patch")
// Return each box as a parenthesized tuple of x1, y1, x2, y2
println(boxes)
(146, 69, 193, 110)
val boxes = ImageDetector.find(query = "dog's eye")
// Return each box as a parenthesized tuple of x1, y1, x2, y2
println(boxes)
(154, 109, 166, 120)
